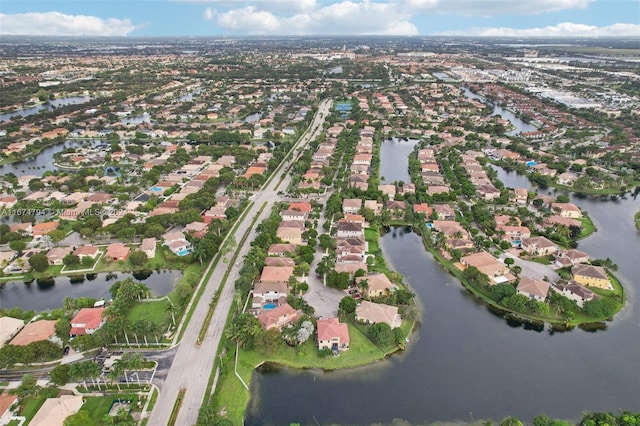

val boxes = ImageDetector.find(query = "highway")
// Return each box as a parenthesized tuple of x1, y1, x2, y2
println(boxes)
(148, 98, 332, 426)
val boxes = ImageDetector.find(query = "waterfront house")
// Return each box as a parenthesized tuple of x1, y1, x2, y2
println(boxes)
(317, 318, 350, 352)
(140, 238, 157, 258)
(552, 281, 599, 308)
(459, 252, 513, 285)
(520, 236, 558, 256)
(46, 247, 73, 266)
(0, 317, 25, 349)
(73, 245, 99, 261)
(10, 319, 59, 346)
(356, 273, 396, 299)
(257, 303, 301, 331)
(355, 301, 401, 329)
(105, 243, 130, 261)
(556, 249, 590, 266)
(551, 203, 583, 219)
(516, 277, 550, 302)
(572, 264, 612, 289)
(70, 308, 105, 335)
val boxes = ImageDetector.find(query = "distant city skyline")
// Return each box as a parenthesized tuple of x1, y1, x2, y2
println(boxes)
(1, 0, 639, 38)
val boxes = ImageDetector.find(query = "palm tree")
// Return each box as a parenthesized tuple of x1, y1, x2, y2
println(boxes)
(165, 298, 178, 327)
(124, 352, 144, 386)
(107, 367, 121, 392)
(113, 357, 128, 385)
(70, 362, 88, 391)
(85, 362, 102, 390)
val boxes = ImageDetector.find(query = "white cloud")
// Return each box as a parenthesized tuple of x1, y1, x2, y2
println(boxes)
(441, 22, 640, 37)
(0, 12, 139, 36)
(208, 0, 418, 35)
(176, 0, 317, 13)
(404, 0, 593, 16)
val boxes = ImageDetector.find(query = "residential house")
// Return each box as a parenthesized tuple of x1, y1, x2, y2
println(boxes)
(413, 203, 433, 217)
(556, 249, 590, 266)
(513, 188, 528, 206)
(0, 317, 24, 348)
(553, 281, 599, 307)
(573, 264, 612, 289)
(552, 203, 583, 219)
(355, 301, 401, 328)
(46, 247, 73, 266)
(252, 282, 288, 308)
(498, 225, 531, 244)
(259, 266, 294, 284)
(516, 277, 550, 302)
(342, 198, 363, 214)
(460, 252, 513, 285)
(70, 308, 105, 335)
(184, 222, 208, 238)
(267, 244, 297, 256)
(73, 245, 99, 261)
(317, 318, 350, 352)
(257, 303, 301, 331)
(0, 196, 17, 208)
(433, 204, 455, 221)
(288, 202, 312, 213)
(105, 243, 130, 261)
(336, 222, 363, 238)
(9, 222, 33, 236)
(276, 227, 303, 245)
(29, 395, 84, 426)
(140, 238, 157, 258)
(520, 236, 558, 256)
(280, 210, 307, 222)
(476, 184, 501, 201)
(202, 206, 227, 223)
(264, 257, 295, 267)
(356, 273, 396, 298)
(364, 199, 382, 215)
(378, 184, 396, 197)
(10, 320, 59, 346)
(32, 221, 59, 237)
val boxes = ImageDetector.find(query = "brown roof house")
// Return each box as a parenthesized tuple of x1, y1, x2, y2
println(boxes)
(460, 252, 513, 285)
(46, 247, 73, 266)
(70, 308, 105, 336)
(267, 244, 297, 257)
(10, 319, 60, 346)
(105, 243, 130, 261)
(257, 303, 301, 331)
(317, 318, 350, 352)
(572, 264, 612, 290)
(73, 245, 100, 261)
(516, 277, 550, 302)
(140, 238, 157, 258)
(276, 226, 303, 245)
(355, 301, 401, 329)
(356, 273, 397, 299)
(252, 282, 288, 308)
(259, 266, 294, 284)
(520, 236, 558, 256)
(553, 281, 599, 308)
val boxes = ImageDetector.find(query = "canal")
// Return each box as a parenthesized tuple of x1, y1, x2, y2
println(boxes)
(462, 88, 537, 136)
(246, 150, 640, 425)
(0, 139, 86, 177)
(0, 96, 91, 123)
(0, 270, 182, 312)
(379, 138, 418, 184)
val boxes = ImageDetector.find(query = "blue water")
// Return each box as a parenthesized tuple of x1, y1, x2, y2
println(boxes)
(150, 187, 162, 192)
(526, 161, 537, 167)
(263, 303, 277, 310)
(177, 249, 190, 256)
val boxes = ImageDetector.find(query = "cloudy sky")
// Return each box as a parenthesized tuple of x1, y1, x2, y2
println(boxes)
(1, 0, 638, 37)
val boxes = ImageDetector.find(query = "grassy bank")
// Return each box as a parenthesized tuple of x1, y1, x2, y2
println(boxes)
(211, 321, 397, 424)
(635, 211, 640, 231)
(579, 214, 596, 239)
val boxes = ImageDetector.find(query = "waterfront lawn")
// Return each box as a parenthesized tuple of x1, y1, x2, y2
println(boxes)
(579, 215, 596, 239)
(365, 227, 380, 254)
(213, 322, 388, 424)
(127, 299, 169, 326)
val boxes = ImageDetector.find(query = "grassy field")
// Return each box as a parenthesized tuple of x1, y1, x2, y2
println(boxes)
(128, 299, 169, 325)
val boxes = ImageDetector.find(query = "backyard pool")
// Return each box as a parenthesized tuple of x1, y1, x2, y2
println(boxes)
(526, 161, 537, 167)
(263, 303, 277, 310)
(177, 249, 190, 256)
(150, 187, 163, 192)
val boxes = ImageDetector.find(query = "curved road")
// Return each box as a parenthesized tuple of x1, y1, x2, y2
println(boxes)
(148, 98, 333, 426)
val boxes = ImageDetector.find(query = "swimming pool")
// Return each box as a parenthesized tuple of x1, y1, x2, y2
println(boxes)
(526, 161, 537, 167)
(150, 186, 163, 192)
(177, 249, 190, 256)
(263, 303, 277, 310)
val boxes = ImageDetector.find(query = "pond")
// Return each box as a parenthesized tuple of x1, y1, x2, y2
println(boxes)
(0, 96, 91, 122)
(0, 139, 87, 178)
(379, 138, 419, 184)
(462, 88, 538, 136)
(0, 270, 182, 312)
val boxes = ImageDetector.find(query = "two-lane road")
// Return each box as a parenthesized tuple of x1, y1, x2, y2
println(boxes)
(148, 99, 332, 426)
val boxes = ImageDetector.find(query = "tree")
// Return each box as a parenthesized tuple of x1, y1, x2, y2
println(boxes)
(129, 251, 148, 267)
(9, 240, 26, 253)
(50, 364, 71, 385)
(55, 318, 71, 341)
(63, 254, 81, 267)
(27, 253, 49, 272)
(500, 417, 523, 426)
(225, 313, 263, 349)
(339, 296, 357, 314)
(10, 373, 40, 399)
(367, 322, 393, 346)
(504, 257, 515, 266)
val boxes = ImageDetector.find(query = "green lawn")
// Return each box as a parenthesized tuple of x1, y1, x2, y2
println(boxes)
(127, 300, 169, 325)
(579, 215, 596, 239)
(80, 394, 139, 425)
(364, 228, 379, 242)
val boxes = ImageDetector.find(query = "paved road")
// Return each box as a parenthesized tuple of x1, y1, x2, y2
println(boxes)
(148, 99, 332, 426)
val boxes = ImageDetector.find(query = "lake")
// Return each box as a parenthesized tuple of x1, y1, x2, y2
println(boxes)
(462, 88, 538, 136)
(0, 139, 87, 177)
(246, 152, 640, 425)
(0, 270, 182, 312)
(0, 96, 91, 123)
(379, 138, 419, 184)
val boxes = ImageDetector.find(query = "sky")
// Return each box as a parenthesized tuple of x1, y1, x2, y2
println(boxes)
(0, 0, 639, 37)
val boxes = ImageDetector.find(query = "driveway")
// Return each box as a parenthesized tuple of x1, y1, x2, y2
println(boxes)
(500, 250, 560, 282)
